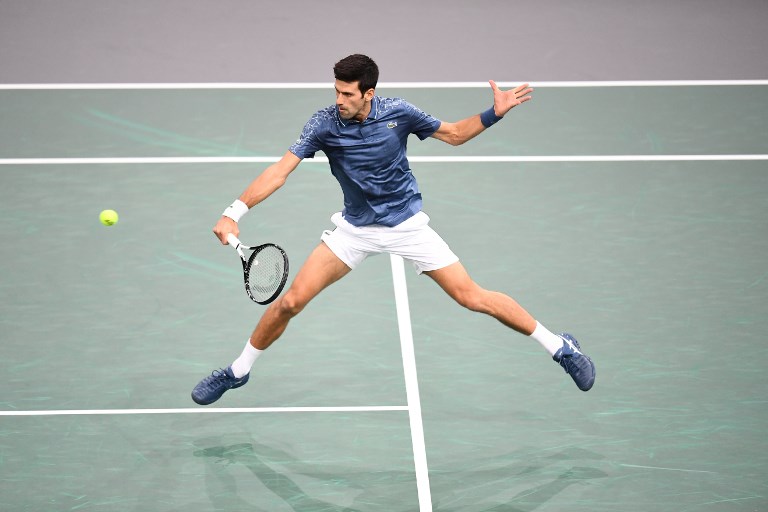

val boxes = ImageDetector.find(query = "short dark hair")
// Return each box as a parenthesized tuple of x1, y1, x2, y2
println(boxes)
(333, 54, 379, 94)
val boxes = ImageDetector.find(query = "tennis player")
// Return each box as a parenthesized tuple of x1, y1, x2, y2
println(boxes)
(192, 54, 595, 405)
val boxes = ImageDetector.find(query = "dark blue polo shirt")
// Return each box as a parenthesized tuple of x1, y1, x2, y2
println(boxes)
(288, 96, 442, 227)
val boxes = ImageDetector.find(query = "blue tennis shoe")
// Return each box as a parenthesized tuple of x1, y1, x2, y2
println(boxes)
(191, 366, 249, 405)
(553, 333, 595, 391)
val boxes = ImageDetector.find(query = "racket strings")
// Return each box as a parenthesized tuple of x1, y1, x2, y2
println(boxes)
(245, 246, 287, 302)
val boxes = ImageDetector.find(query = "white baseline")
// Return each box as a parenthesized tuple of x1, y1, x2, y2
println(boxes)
(1, 80, 767, 90)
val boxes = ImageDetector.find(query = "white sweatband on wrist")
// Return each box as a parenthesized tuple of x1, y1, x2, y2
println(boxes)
(222, 199, 249, 222)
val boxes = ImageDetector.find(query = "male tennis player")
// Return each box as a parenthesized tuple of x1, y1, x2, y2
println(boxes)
(192, 54, 595, 405)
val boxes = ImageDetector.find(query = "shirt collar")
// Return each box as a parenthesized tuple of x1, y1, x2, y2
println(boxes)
(337, 96, 379, 127)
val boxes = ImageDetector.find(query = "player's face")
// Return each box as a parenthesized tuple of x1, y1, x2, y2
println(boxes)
(335, 80, 373, 122)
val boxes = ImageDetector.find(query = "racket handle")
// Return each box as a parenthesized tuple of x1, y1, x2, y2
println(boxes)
(226, 233, 242, 248)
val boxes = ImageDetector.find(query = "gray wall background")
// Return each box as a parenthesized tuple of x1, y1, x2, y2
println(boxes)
(1, 0, 766, 83)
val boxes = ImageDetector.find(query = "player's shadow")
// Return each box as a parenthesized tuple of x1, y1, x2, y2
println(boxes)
(433, 447, 609, 512)
(478, 466, 607, 512)
(194, 439, 363, 512)
(193, 439, 607, 512)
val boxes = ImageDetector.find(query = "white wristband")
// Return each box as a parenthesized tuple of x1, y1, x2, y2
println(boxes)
(222, 199, 249, 222)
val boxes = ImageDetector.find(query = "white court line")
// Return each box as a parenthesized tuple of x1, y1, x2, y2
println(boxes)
(0, 406, 409, 416)
(0, 80, 767, 89)
(390, 254, 433, 512)
(1, 155, 767, 166)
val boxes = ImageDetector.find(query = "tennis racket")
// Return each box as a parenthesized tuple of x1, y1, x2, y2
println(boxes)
(226, 233, 289, 305)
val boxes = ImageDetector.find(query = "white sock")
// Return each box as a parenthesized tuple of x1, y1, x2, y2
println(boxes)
(230, 340, 263, 378)
(530, 321, 564, 356)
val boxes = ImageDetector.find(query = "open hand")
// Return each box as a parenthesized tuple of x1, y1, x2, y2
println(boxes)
(490, 80, 533, 117)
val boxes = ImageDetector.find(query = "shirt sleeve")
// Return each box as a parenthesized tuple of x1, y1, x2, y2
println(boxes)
(288, 110, 327, 159)
(402, 101, 442, 140)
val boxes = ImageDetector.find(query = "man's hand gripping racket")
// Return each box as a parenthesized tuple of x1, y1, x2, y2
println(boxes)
(226, 233, 289, 305)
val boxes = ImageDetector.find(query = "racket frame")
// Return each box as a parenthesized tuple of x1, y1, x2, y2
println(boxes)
(227, 234, 289, 305)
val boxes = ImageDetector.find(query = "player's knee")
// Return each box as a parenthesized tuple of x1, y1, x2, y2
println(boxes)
(453, 287, 487, 313)
(276, 291, 307, 317)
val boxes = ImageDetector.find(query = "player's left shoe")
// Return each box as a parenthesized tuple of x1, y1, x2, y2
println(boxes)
(553, 333, 596, 391)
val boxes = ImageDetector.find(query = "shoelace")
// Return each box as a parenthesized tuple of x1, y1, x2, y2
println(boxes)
(204, 369, 231, 388)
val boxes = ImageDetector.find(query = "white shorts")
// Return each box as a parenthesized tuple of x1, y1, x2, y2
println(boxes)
(321, 211, 459, 274)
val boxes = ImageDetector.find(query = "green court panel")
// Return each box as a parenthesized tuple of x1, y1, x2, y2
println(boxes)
(0, 163, 408, 410)
(0, 412, 418, 511)
(1, 86, 767, 159)
(1, 86, 768, 511)
(405, 162, 768, 511)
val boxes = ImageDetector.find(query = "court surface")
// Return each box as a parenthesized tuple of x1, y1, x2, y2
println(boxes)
(1, 83, 767, 511)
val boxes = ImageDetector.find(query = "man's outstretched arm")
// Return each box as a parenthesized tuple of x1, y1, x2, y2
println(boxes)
(212, 151, 302, 244)
(431, 81, 533, 146)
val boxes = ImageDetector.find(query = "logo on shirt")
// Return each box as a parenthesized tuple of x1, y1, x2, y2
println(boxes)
(387, 121, 398, 129)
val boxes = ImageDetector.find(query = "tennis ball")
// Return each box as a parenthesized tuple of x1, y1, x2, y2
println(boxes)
(99, 209, 119, 226)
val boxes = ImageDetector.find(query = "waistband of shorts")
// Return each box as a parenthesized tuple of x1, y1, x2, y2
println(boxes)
(332, 211, 430, 234)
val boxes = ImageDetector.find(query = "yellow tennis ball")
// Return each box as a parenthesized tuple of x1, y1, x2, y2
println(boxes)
(99, 209, 119, 226)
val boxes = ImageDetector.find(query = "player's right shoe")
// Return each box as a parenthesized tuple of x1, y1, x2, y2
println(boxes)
(553, 333, 596, 392)
(191, 366, 249, 405)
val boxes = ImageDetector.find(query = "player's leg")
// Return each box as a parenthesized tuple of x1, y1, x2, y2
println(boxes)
(424, 261, 596, 391)
(248, 242, 352, 351)
(192, 242, 351, 405)
(424, 261, 536, 334)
